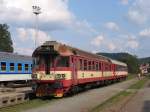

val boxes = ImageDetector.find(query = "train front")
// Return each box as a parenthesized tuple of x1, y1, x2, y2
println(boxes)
(32, 41, 73, 97)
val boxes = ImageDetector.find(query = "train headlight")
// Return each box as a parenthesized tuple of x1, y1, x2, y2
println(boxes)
(55, 74, 66, 79)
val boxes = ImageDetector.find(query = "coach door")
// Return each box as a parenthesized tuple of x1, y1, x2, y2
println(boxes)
(71, 56, 78, 85)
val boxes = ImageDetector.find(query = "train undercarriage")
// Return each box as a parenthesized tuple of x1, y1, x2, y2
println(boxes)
(33, 76, 127, 98)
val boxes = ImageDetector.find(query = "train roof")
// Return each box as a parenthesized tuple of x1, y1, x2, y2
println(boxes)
(33, 41, 111, 62)
(110, 59, 127, 66)
(0, 52, 32, 62)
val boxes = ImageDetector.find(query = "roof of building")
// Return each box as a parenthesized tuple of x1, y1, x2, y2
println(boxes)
(0, 52, 32, 62)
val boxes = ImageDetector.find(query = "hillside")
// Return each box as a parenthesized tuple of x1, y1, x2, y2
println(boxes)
(139, 57, 150, 64)
(97, 52, 131, 60)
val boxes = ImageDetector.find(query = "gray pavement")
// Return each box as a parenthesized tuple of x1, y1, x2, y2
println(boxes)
(24, 79, 138, 112)
(119, 80, 150, 112)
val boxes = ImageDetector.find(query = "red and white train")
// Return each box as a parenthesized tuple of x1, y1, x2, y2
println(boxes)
(32, 41, 128, 97)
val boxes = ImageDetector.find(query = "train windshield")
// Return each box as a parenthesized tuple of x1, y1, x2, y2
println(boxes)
(33, 54, 55, 74)
(56, 56, 70, 67)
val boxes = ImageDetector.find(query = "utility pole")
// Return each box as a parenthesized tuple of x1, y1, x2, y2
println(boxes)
(32, 5, 41, 48)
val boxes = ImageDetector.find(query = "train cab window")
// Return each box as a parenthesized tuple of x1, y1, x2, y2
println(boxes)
(25, 64, 29, 71)
(18, 63, 22, 71)
(10, 63, 14, 72)
(84, 60, 87, 70)
(56, 56, 70, 67)
(1, 62, 6, 71)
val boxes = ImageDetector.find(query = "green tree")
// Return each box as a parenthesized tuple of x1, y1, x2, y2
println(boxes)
(119, 54, 140, 74)
(0, 24, 13, 52)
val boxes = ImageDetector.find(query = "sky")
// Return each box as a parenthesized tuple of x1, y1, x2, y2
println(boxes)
(0, 0, 150, 58)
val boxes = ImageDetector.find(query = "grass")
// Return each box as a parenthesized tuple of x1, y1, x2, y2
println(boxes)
(91, 77, 149, 112)
(128, 78, 148, 89)
(91, 91, 131, 112)
(126, 74, 136, 80)
(0, 98, 56, 112)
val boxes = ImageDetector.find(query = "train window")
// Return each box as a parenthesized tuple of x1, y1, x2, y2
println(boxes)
(92, 61, 95, 70)
(84, 60, 87, 70)
(105, 63, 108, 71)
(99, 63, 101, 70)
(96, 62, 99, 71)
(18, 63, 22, 71)
(116, 65, 127, 71)
(56, 56, 70, 67)
(1, 62, 6, 71)
(79, 59, 83, 70)
(25, 64, 29, 71)
(88, 61, 92, 70)
(10, 63, 14, 72)
(31, 64, 33, 69)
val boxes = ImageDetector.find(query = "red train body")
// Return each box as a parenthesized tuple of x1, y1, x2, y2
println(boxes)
(32, 41, 128, 97)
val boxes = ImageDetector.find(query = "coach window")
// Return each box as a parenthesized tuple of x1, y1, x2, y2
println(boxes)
(79, 59, 83, 70)
(99, 62, 101, 70)
(92, 61, 95, 70)
(105, 64, 107, 71)
(1, 62, 6, 71)
(25, 64, 29, 71)
(31, 64, 32, 68)
(18, 63, 22, 71)
(84, 60, 87, 70)
(10, 63, 14, 72)
(96, 62, 99, 71)
(88, 61, 91, 70)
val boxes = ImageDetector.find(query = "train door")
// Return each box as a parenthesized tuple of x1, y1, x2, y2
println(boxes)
(71, 56, 78, 85)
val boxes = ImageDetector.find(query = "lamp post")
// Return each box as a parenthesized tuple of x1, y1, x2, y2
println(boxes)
(32, 5, 41, 48)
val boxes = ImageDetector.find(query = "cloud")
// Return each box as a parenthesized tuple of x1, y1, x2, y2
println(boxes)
(125, 35, 139, 49)
(91, 34, 117, 51)
(108, 42, 116, 51)
(105, 22, 119, 31)
(127, 0, 150, 25)
(120, 0, 128, 5)
(91, 35, 104, 47)
(139, 28, 150, 38)
(0, 0, 74, 31)
(16, 27, 51, 46)
(127, 40, 139, 49)
(0, 0, 95, 35)
(91, 33, 139, 53)
(127, 10, 147, 25)
(14, 47, 33, 56)
(16, 28, 28, 42)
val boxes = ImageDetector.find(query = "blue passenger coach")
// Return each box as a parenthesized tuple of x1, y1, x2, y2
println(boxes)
(0, 52, 32, 83)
